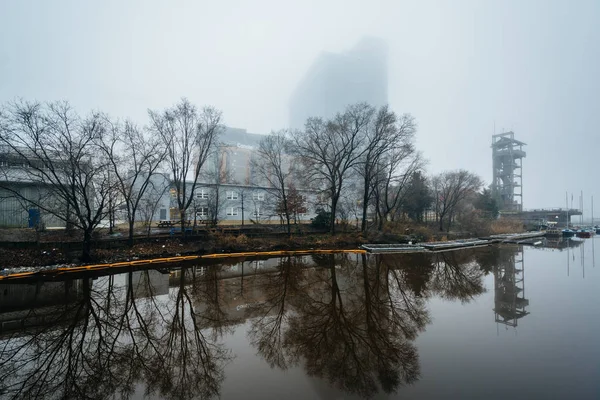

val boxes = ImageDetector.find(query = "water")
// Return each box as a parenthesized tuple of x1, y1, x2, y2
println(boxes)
(1, 238, 599, 399)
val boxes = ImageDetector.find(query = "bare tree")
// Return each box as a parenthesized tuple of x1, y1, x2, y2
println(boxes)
(293, 103, 371, 234)
(98, 119, 168, 246)
(355, 106, 416, 232)
(0, 100, 111, 261)
(139, 178, 169, 236)
(252, 130, 294, 236)
(149, 98, 222, 234)
(373, 150, 424, 229)
(202, 147, 231, 227)
(235, 185, 253, 227)
(432, 170, 483, 232)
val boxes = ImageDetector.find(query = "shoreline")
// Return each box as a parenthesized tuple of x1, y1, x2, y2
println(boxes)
(0, 229, 538, 274)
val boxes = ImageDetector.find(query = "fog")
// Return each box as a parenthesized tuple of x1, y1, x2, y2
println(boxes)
(1, 0, 598, 214)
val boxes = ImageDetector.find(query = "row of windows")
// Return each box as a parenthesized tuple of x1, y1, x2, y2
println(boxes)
(193, 207, 307, 218)
(194, 189, 265, 201)
(195, 207, 260, 217)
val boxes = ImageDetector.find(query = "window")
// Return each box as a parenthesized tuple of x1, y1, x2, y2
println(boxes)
(196, 188, 209, 199)
(226, 191, 238, 200)
(252, 192, 264, 201)
(196, 207, 209, 217)
(252, 207, 260, 217)
(226, 207, 238, 216)
(159, 209, 167, 220)
(169, 188, 177, 198)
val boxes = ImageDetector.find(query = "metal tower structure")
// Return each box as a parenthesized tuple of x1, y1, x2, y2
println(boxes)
(493, 247, 529, 327)
(492, 132, 526, 212)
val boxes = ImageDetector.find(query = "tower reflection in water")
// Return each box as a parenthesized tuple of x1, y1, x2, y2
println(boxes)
(493, 246, 529, 327)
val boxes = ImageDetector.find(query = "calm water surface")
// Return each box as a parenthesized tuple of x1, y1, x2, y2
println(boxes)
(1, 238, 599, 399)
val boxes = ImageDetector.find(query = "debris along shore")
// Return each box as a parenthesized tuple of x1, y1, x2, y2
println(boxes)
(361, 232, 545, 253)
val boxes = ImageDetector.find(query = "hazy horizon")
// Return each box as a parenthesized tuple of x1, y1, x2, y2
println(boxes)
(1, 0, 598, 214)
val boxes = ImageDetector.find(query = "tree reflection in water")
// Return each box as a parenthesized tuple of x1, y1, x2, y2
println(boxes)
(248, 251, 489, 398)
(0, 268, 232, 400)
(247, 256, 306, 370)
(428, 251, 487, 302)
(0, 248, 500, 399)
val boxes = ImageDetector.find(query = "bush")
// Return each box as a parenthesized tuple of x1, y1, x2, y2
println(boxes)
(311, 208, 331, 230)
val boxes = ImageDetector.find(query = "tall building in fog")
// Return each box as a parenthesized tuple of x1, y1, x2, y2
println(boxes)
(289, 37, 388, 129)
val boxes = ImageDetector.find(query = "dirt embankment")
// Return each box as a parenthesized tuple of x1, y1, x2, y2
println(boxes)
(0, 232, 367, 269)
(0, 219, 524, 269)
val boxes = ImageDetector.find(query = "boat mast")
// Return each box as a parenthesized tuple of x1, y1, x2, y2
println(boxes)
(581, 191, 584, 225)
(566, 191, 569, 230)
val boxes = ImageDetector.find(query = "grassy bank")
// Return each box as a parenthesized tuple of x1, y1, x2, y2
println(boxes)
(0, 219, 524, 269)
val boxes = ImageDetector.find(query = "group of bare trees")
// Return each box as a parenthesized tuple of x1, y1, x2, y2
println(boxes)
(0, 96, 493, 261)
(0, 101, 114, 260)
(0, 98, 222, 261)
(250, 103, 421, 235)
(298, 104, 416, 233)
(256, 102, 486, 234)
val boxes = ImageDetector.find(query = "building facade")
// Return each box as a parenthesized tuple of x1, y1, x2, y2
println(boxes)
(145, 127, 319, 226)
(0, 146, 66, 228)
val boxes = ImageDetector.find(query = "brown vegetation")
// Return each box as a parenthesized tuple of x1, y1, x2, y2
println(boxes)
(0, 216, 527, 270)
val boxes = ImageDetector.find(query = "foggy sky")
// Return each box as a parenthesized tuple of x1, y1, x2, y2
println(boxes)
(1, 0, 599, 215)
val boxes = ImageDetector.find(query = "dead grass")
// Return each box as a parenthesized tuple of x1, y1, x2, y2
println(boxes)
(490, 219, 525, 235)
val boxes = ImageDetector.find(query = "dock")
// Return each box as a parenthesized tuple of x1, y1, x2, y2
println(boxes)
(421, 239, 490, 251)
(362, 232, 547, 254)
(486, 231, 546, 243)
(360, 244, 426, 253)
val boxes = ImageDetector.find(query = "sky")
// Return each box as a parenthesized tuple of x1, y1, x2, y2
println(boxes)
(1, 0, 599, 214)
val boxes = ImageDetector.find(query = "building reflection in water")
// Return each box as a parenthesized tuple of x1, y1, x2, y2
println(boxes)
(0, 248, 519, 399)
(0, 279, 88, 336)
(493, 246, 529, 327)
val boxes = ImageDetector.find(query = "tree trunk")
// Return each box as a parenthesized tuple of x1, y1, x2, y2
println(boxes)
(241, 194, 245, 227)
(282, 195, 291, 237)
(361, 191, 369, 233)
(360, 173, 370, 233)
(330, 196, 339, 235)
(82, 229, 93, 262)
(108, 198, 114, 235)
(285, 212, 292, 237)
(180, 209, 186, 237)
(128, 219, 135, 247)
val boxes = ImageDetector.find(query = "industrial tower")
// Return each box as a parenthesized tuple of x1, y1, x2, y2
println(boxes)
(491, 132, 526, 212)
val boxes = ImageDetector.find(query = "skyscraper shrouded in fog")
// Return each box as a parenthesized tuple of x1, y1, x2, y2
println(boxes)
(289, 37, 388, 129)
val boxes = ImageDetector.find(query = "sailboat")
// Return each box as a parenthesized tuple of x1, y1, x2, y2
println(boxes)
(575, 192, 593, 238)
(562, 192, 575, 237)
